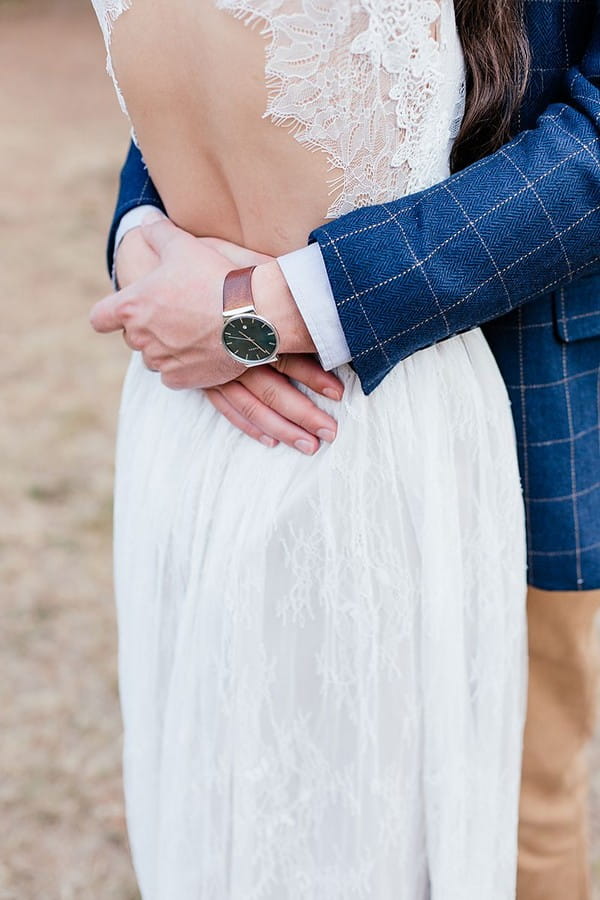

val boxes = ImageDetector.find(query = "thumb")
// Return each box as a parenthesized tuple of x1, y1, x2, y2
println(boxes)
(140, 211, 179, 257)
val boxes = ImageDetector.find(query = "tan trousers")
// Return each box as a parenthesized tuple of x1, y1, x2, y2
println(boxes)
(518, 586, 600, 900)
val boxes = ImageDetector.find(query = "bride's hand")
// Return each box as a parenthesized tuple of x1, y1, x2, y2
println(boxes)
(205, 354, 343, 454)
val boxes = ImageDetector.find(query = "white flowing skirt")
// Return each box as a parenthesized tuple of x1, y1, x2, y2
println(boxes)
(113, 327, 527, 900)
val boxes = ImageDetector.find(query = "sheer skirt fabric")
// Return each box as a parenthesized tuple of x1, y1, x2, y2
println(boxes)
(114, 327, 527, 900)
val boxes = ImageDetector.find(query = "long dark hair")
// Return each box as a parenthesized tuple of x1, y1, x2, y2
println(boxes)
(451, 0, 531, 172)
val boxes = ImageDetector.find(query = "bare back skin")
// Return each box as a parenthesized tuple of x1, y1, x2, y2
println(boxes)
(110, 0, 341, 257)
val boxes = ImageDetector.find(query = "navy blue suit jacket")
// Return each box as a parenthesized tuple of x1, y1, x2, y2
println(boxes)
(108, 0, 600, 592)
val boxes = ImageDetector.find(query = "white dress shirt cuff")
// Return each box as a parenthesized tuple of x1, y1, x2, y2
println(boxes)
(277, 243, 351, 371)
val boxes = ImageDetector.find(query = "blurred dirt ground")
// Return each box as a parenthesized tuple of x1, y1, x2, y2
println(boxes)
(0, 0, 139, 896)
(1, 1, 599, 897)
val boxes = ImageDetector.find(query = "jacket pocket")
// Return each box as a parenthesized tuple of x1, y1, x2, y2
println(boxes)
(553, 274, 600, 342)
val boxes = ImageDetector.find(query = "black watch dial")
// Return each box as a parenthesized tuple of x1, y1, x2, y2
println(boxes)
(222, 314, 278, 363)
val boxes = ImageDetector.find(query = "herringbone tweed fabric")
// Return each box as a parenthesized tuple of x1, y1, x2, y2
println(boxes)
(309, 0, 600, 592)
(108, 0, 600, 591)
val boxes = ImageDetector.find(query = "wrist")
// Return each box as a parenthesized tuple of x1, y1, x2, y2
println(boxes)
(251, 261, 316, 355)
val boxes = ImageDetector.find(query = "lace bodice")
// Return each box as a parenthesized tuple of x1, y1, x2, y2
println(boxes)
(92, 0, 465, 218)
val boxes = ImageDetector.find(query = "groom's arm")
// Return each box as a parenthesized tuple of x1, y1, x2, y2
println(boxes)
(106, 141, 165, 278)
(308, 14, 600, 393)
(109, 11, 600, 393)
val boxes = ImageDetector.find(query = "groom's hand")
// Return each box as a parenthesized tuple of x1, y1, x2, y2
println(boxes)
(93, 215, 343, 451)
(91, 216, 253, 388)
(91, 215, 318, 389)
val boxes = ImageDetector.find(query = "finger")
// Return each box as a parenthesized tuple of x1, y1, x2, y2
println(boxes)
(89, 289, 132, 333)
(142, 350, 171, 372)
(241, 367, 339, 442)
(205, 387, 279, 448)
(273, 354, 345, 400)
(159, 353, 246, 390)
(122, 328, 149, 352)
(222, 380, 323, 455)
(160, 369, 190, 391)
(140, 214, 180, 257)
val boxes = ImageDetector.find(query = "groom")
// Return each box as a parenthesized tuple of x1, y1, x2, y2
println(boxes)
(93, 1, 600, 896)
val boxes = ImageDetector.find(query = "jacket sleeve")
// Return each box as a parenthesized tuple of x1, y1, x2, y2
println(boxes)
(309, 14, 600, 394)
(106, 140, 165, 276)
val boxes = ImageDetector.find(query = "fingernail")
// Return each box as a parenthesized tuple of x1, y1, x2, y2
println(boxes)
(260, 435, 277, 448)
(317, 428, 336, 443)
(294, 439, 316, 455)
(322, 388, 342, 401)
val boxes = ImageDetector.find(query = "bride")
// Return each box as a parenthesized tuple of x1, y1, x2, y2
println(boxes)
(89, 1, 528, 897)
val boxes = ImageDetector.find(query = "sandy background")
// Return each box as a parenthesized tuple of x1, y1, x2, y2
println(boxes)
(1, 0, 138, 895)
(0, 0, 599, 896)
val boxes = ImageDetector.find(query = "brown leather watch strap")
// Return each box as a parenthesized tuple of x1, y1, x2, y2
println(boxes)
(222, 265, 257, 314)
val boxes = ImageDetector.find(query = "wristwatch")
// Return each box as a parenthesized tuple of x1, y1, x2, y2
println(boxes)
(221, 266, 280, 366)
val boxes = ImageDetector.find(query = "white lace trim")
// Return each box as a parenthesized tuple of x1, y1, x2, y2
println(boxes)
(91, 0, 133, 119)
(215, 0, 465, 215)
(91, 0, 465, 218)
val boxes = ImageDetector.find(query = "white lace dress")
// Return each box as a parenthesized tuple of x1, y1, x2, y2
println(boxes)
(92, 2, 528, 898)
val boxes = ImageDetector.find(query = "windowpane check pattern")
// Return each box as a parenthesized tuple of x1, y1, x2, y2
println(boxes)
(310, 0, 600, 591)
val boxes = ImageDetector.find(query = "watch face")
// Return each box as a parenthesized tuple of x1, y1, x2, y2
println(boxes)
(222, 314, 279, 364)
